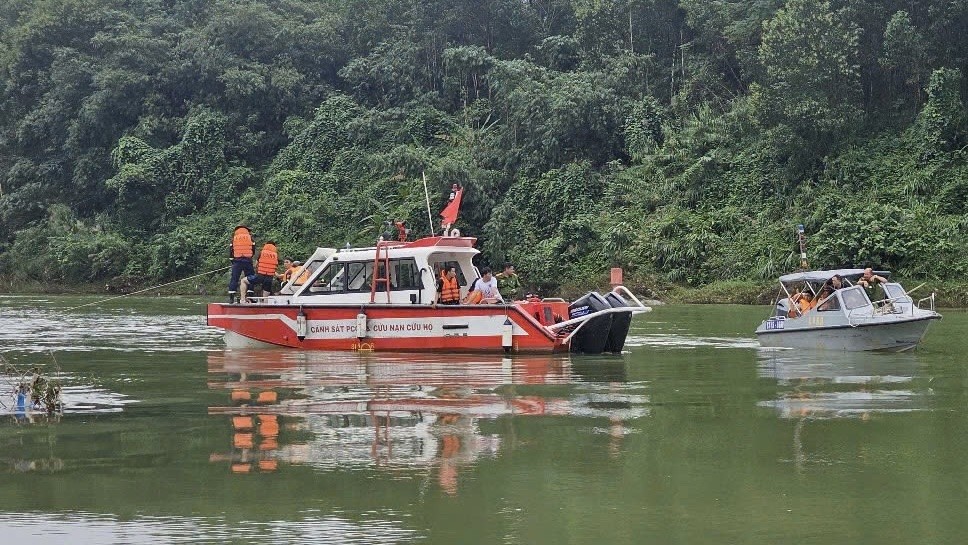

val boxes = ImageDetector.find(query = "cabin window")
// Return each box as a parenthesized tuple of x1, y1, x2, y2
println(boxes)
(307, 263, 345, 293)
(323, 259, 424, 292)
(816, 294, 841, 312)
(344, 262, 369, 291)
(841, 287, 869, 310)
(393, 258, 422, 290)
(882, 283, 907, 301)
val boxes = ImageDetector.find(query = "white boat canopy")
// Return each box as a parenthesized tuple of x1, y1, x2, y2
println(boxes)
(778, 268, 891, 284)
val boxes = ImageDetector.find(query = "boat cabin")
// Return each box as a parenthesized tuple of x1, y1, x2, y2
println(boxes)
(772, 268, 899, 320)
(271, 236, 484, 305)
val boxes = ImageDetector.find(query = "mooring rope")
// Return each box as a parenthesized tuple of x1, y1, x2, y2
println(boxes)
(64, 266, 231, 311)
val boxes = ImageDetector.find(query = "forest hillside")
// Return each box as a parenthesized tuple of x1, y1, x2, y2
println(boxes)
(1, 0, 966, 295)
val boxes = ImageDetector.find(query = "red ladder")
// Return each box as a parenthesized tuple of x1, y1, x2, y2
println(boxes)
(370, 241, 392, 303)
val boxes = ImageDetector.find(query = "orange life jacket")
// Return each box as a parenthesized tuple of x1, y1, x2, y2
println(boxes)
(257, 243, 279, 275)
(232, 227, 254, 258)
(282, 265, 309, 285)
(440, 276, 460, 303)
(463, 290, 483, 305)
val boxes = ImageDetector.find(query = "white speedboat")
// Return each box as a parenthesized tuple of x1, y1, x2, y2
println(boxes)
(755, 269, 941, 352)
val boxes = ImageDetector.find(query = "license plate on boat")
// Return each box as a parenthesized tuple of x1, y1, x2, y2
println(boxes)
(765, 317, 785, 330)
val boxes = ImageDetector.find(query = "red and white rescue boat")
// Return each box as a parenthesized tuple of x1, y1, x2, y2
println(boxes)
(207, 234, 650, 354)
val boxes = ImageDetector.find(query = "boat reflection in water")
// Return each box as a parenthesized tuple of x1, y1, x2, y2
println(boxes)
(756, 348, 928, 472)
(756, 348, 924, 419)
(207, 351, 648, 493)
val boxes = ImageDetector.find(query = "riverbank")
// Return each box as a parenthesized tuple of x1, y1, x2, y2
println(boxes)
(5, 275, 966, 307)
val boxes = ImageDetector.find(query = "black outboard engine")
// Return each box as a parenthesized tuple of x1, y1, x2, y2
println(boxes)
(603, 291, 633, 353)
(568, 292, 613, 354)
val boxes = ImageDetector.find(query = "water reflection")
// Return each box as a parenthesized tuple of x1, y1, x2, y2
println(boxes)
(0, 296, 221, 353)
(0, 373, 136, 420)
(756, 348, 924, 419)
(0, 511, 420, 545)
(207, 351, 650, 493)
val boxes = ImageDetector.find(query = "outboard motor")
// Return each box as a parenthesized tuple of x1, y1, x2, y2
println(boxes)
(603, 291, 633, 353)
(568, 292, 613, 354)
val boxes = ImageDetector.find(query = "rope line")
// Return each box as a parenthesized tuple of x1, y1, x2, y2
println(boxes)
(64, 266, 231, 311)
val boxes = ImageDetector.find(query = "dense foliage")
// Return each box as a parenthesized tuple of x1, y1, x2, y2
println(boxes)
(1, 0, 966, 293)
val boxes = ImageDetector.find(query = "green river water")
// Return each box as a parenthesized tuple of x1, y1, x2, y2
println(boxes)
(0, 295, 966, 544)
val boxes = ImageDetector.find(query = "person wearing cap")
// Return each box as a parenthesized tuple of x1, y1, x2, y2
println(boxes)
(227, 225, 256, 303)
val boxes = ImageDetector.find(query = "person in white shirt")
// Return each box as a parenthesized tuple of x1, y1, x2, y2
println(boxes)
(464, 267, 504, 304)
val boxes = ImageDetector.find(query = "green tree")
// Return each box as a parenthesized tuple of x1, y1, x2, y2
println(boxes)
(752, 0, 862, 156)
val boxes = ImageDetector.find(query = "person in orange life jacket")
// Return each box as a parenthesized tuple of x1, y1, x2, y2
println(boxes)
(290, 261, 309, 285)
(240, 241, 279, 303)
(436, 266, 461, 306)
(278, 258, 293, 282)
(278, 259, 309, 286)
(228, 225, 256, 303)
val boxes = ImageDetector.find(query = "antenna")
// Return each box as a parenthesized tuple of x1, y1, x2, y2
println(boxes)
(797, 224, 808, 269)
(421, 171, 434, 237)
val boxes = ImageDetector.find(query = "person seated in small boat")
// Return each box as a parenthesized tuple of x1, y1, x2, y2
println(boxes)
(857, 267, 886, 288)
(815, 286, 838, 311)
(821, 274, 847, 293)
(798, 291, 815, 312)
(857, 267, 887, 303)
(463, 267, 504, 304)
(830, 274, 848, 290)
(435, 266, 461, 306)
(787, 289, 813, 317)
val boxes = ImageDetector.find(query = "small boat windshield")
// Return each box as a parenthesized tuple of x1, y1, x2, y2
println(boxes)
(882, 283, 908, 301)
(840, 287, 870, 310)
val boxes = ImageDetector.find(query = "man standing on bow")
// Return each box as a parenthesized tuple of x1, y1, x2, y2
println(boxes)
(227, 225, 255, 303)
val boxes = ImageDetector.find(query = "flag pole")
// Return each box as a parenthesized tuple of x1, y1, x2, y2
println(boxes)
(422, 171, 435, 237)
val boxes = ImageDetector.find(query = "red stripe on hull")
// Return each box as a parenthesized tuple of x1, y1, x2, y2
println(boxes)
(207, 304, 566, 353)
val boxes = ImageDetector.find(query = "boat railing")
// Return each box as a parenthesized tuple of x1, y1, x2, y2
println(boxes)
(546, 286, 652, 343)
(611, 285, 650, 310)
(849, 291, 938, 324)
(916, 292, 936, 312)
(869, 293, 937, 316)
(547, 307, 641, 343)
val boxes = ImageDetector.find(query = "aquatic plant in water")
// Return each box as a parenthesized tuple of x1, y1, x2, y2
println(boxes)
(1, 356, 63, 415)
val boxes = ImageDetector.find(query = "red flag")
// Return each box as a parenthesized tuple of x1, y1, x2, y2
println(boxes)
(440, 187, 463, 226)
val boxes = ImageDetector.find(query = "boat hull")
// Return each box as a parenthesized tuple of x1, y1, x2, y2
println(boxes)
(207, 303, 565, 353)
(755, 315, 938, 352)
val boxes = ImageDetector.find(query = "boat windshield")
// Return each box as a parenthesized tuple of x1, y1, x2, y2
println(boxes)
(840, 287, 870, 310)
(882, 283, 908, 301)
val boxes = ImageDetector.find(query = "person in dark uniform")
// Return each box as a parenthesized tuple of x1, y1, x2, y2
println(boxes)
(227, 225, 255, 303)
